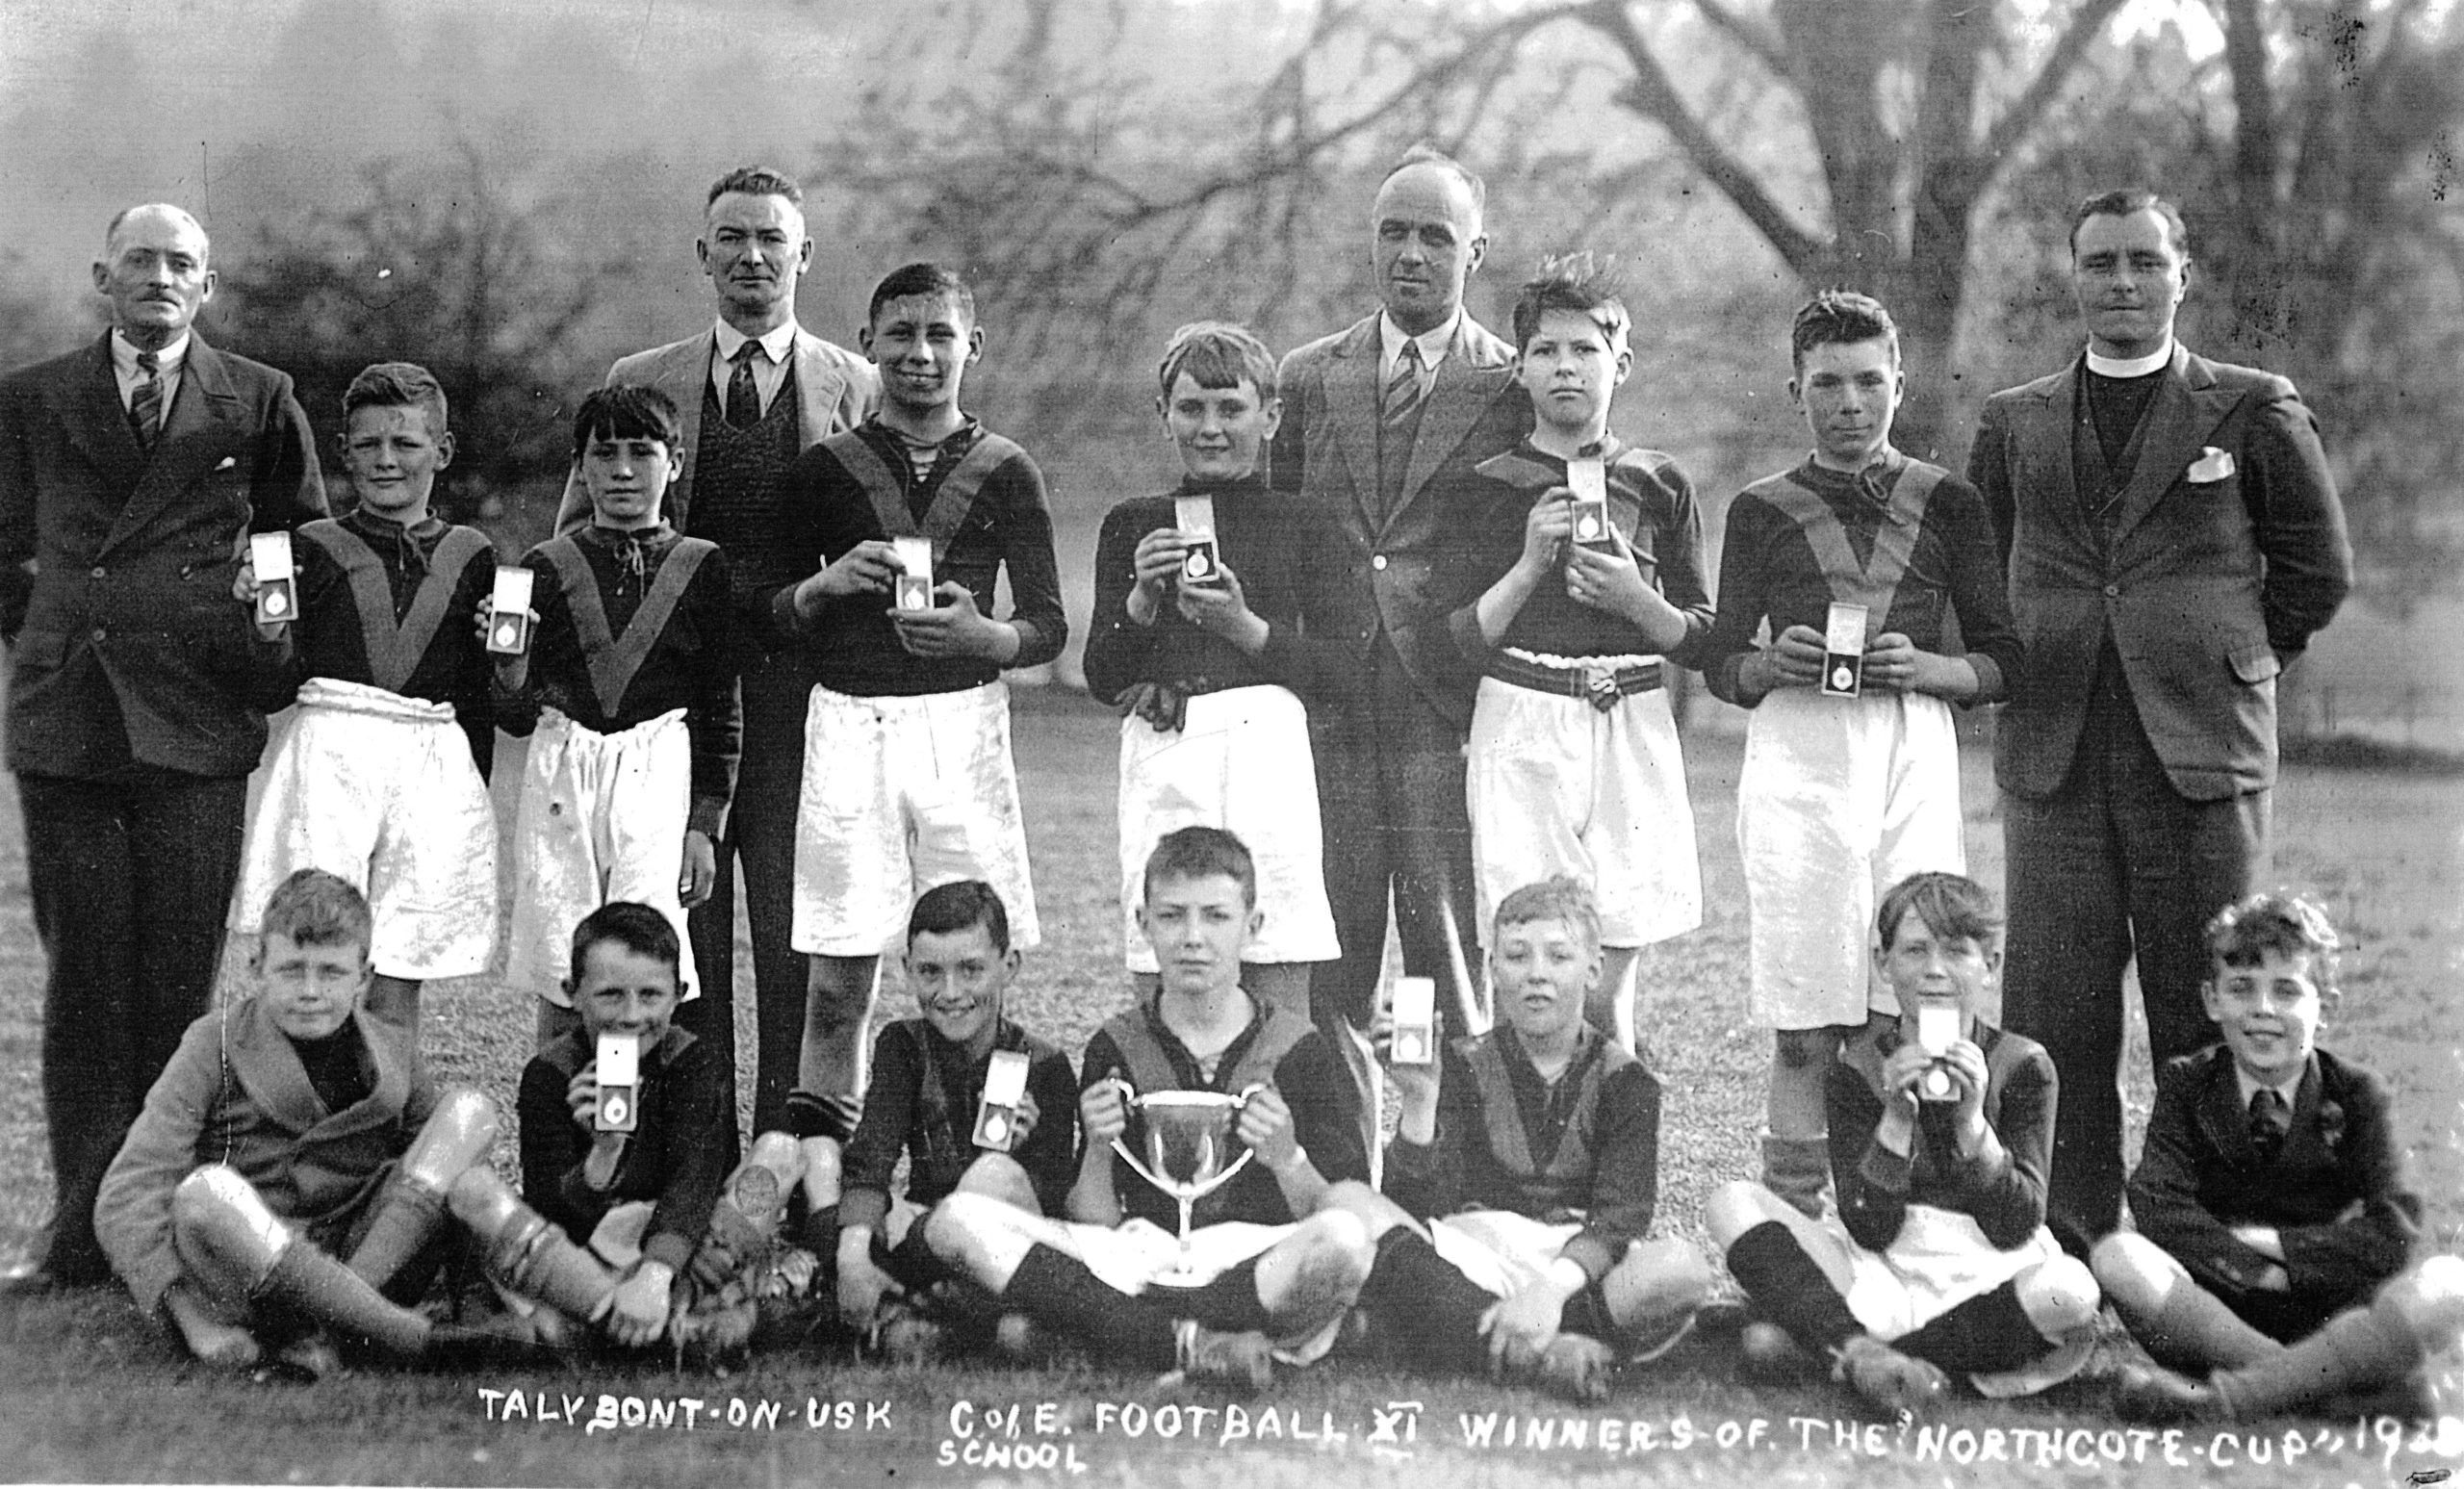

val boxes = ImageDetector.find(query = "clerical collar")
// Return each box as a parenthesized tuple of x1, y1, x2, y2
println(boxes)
(2085, 342, 2173, 379)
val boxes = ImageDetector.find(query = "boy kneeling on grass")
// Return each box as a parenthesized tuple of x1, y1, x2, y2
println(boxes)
(1706, 871, 2100, 1415)
(1326, 876, 1713, 1404)
(95, 869, 500, 1376)
(449, 902, 834, 1361)
(2098, 891, 2464, 1423)
(828, 880, 1078, 1358)
(922, 827, 1374, 1390)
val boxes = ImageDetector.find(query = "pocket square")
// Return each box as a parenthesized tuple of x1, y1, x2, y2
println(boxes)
(215, 456, 237, 471)
(2187, 447, 2236, 483)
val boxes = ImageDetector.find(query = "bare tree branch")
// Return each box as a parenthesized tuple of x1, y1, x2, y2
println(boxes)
(1687, 0, 1789, 74)
(1979, 0, 2135, 162)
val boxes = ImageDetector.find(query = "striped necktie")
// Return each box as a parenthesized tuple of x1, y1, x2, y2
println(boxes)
(725, 341, 761, 429)
(1383, 339, 1425, 431)
(129, 350, 164, 449)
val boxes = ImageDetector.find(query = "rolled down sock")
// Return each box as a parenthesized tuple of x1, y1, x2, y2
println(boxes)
(447, 1168, 618, 1323)
(1004, 1244, 1177, 1371)
(348, 1087, 500, 1289)
(1724, 1220, 1861, 1356)
(259, 1244, 432, 1357)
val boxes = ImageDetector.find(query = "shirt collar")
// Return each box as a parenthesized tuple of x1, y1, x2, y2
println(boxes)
(1379, 309, 1460, 374)
(713, 319, 797, 367)
(2233, 1054, 2310, 1110)
(340, 503, 446, 545)
(2084, 340, 2174, 379)
(1793, 445, 1907, 501)
(112, 328, 189, 375)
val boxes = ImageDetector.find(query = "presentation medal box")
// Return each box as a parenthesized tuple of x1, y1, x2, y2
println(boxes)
(973, 1048, 1031, 1151)
(249, 531, 295, 626)
(1390, 975, 1437, 1066)
(486, 566, 534, 655)
(1566, 456, 1612, 550)
(1915, 1005, 1961, 1102)
(893, 536, 936, 612)
(1821, 601, 1868, 698)
(595, 1033, 640, 1133)
(1173, 495, 1220, 585)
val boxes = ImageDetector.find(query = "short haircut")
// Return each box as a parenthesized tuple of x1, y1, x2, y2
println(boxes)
(343, 362, 449, 438)
(868, 261, 975, 327)
(102, 202, 209, 261)
(1382, 142, 1487, 222)
(1510, 251, 1630, 355)
(1791, 289, 1899, 373)
(706, 167, 804, 210)
(1492, 876, 1603, 954)
(908, 879, 1012, 956)
(570, 902, 682, 982)
(571, 383, 680, 460)
(2205, 891, 2341, 995)
(1156, 321, 1277, 402)
(1142, 825, 1257, 909)
(2069, 188, 2191, 258)
(260, 868, 372, 954)
(1875, 870, 2002, 951)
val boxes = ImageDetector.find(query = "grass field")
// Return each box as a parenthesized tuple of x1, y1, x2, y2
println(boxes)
(0, 686, 2458, 1487)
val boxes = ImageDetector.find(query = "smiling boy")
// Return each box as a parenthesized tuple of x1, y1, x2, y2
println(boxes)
(1449, 254, 1713, 1049)
(1083, 321, 1345, 1016)
(492, 385, 741, 1042)
(95, 870, 500, 1374)
(773, 263, 1066, 1146)
(922, 828, 1373, 1391)
(1331, 877, 1713, 1403)
(828, 881, 1077, 1350)
(1697, 292, 2023, 1220)
(1706, 871, 2099, 1415)
(229, 363, 500, 1030)
(2097, 893, 2457, 1423)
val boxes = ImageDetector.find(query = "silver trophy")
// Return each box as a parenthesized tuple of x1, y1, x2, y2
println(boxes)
(1110, 1081, 1264, 1283)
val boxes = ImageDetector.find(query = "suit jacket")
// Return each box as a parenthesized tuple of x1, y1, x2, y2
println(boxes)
(1270, 313, 1529, 730)
(1968, 345, 2348, 801)
(552, 323, 877, 534)
(95, 998, 434, 1315)
(0, 333, 326, 779)
(2127, 1044, 2418, 1311)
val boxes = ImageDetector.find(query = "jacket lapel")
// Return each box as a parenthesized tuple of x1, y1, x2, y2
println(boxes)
(1326, 320, 1383, 530)
(649, 336, 712, 528)
(2109, 347, 2243, 546)
(1392, 320, 1512, 526)
(2194, 1051, 2265, 1168)
(60, 335, 148, 501)
(790, 327, 852, 446)
(225, 997, 337, 1136)
(99, 337, 246, 560)
(2270, 1055, 2326, 1171)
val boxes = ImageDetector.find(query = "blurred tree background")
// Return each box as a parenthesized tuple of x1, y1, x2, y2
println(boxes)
(1, 0, 2455, 735)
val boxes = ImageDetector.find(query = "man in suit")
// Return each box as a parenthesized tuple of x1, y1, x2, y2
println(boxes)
(1966, 189, 2350, 1248)
(554, 167, 876, 1151)
(0, 203, 326, 1290)
(1271, 146, 1529, 1156)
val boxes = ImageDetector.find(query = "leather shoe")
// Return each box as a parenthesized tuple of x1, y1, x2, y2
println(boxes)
(2113, 1363, 2227, 1425)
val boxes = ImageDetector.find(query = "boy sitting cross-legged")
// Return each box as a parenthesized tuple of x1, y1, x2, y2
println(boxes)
(487, 384, 742, 1047)
(827, 880, 1078, 1354)
(1449, 254, 1713, 1051)
(451, 903, 833, 1360)
(1326, 876, 1714, 1403)
(1081, 321, 1345, 1019)
(1706, 871, 2100, 1416)
(94, 869, 500, 1375)
(2099, 892, 2464, 1422)
(923, 827, 1375, 1390)
(229, 362, 500, 1032)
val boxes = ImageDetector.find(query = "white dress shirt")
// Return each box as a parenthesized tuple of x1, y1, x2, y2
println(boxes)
(1377, 308, 1460, 398)
(709, 320, 798, 416)
(111, 329, 189, 432)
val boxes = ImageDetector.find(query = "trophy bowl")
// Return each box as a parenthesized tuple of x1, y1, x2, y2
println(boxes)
(1110, 1086, 1261, 1281)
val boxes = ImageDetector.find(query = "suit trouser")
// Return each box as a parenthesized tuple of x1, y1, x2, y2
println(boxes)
(17, 768, 247, 1279)
(680, 642, 816, 1156)
(1309, 643, 1484, 1039)
(2000, 667, 2267, 1245)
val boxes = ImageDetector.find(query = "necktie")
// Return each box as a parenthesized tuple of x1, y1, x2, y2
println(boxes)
(725, 341, 761, 430)
(2247, 1086, 2290, 1165)
(1383, 339, 1425, 432)
(129, 350, 163, 449)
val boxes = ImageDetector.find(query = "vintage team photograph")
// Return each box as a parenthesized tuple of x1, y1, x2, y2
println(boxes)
(0, 0, 2457, 1484)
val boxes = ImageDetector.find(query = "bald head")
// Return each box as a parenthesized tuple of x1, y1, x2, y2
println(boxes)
(1370, 154, 1487, 335)
(94, 203, 217, 350)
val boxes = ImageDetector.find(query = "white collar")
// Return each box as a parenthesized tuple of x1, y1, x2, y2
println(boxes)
(2084, 340, 2173, 379)
(2233, 1058, 2306, 1111)
(112, 328, 190, 374)
(1379, 309, 1459, 372)
(713, 319, 797, 365)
